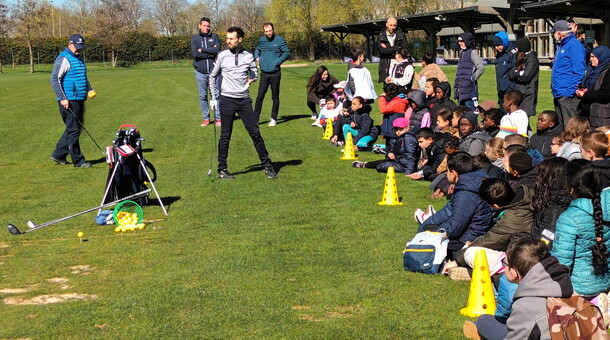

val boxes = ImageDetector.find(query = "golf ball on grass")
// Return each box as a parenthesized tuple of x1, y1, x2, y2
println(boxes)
(77, 232, 84, 238)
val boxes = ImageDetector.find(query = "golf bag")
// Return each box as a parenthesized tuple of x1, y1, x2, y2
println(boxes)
(102, 125, 156, 206)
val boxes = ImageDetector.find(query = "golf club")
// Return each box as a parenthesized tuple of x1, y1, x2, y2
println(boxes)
(7, 189, 151, 235)
(207, 105, 218, 177)
(67, 107, 106, 156)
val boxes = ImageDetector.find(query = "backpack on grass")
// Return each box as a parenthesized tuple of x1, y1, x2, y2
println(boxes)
(547, 295, 608, 340)
(402, 230, 448, 274)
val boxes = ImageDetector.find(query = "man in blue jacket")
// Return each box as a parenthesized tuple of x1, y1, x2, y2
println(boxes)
(191, 17, 221, 127)
(50, 34, 95, 168)
(253, 22, 291, 127)
(493, 31, 516, 110)
(551, 20, 586, 125)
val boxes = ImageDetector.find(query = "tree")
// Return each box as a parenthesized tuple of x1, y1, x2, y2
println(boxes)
(0, 1, 13, 72)
(91, 0, 129, 67)
(13, 0, 47, 73)
(231, 0, 265, 33)
(153, 0, 188, 36)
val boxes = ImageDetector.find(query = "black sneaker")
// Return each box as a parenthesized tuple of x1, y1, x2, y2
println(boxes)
(264, 166, 277, 179)
(75, 161, 91, 168)
(50, 156, 67, 165)
(351, 161, 366, 168)
(217, 169, 235, 179)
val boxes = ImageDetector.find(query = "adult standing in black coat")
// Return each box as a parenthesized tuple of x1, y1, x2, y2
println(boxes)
(508, 38, 539, 117)
(576, 45, 610, 129)
(376, 17, 407, 83)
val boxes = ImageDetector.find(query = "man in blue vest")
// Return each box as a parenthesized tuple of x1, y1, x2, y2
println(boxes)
(191, 17, 222, 127)
(253, 22, 291, 127)
(50, 34, 95, 168)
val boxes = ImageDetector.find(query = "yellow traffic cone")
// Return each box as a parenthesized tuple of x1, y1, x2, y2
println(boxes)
(322, 118, 333, 140)
(340, 133, 357, 160)
(378, 166, 403, 206)
(460, 249, 497, 317)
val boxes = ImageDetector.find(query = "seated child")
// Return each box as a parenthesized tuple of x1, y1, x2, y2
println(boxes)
(435, 106, 456, 135)
(557, 116, 591, 161)
(481, 108, 503, 138)
(582, 131, 610, 188)
(330, 100, 351, 146)
(459, 111, 491, 156)
(550, 135, 565, 156)
(406, 128, 445, 180)
(464, 235, 575, 340)
(498, 89, 529, 138)
(433, 81, 457, 113)
(503, 145, 535, 189)
(452, 105, 471, 133)
(452, 178, 534, 273)
(430, 136, 461, 198)
(378, 83, 409, 149)
(473, 154, 504, 179)
(530, 110, 563, 157)
(351, 117, 418, 174)
(407, 90, 431, 129)
(342, 96, 378, 150)
(485, 137, 505, 170)
(312, 97, 342, 128)
(418, 152, 494, 260)
(504, 134, 543, 166)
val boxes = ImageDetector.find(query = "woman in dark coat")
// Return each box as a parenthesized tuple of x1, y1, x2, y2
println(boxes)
(508, 38, 539, 117)
(576, 45, 610, 129)
(306, 66, 338, 119)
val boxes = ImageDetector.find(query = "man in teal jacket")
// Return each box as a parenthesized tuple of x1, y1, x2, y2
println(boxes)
(50, 34, 95, 168)
(253, 22, 291, 127)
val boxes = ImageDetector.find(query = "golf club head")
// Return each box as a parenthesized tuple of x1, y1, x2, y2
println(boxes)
(207, 168, 212, 176)
(7, 224, 23, 235)
(27, 221, 36, 229)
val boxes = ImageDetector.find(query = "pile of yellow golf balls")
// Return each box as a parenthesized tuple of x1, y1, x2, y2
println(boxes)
(114, 211, 145, 232)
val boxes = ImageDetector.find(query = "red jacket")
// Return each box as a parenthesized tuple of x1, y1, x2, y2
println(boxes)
(378, 95, 408, 115)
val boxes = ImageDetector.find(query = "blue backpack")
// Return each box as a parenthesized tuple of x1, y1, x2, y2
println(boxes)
(402, 230, 449, 274)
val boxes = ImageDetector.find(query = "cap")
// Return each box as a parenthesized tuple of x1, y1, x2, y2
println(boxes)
(477, 99, 498, 113)
(333, 81, 347, 89)
(392, 117, 409, 129)
(69, 34, 86, 49)
(550, 20, 570, 34)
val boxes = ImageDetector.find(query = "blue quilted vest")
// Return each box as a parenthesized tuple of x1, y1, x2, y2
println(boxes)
(455, 49, 475, 101)
(58, 48, 88, 100)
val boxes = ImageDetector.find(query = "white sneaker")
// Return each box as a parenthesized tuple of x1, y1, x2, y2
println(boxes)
(268, 119, 277, 127)
(426, 205, 436, 215)
(311, 115, 317, 120)
(414, 208, 426, 224)
(311, 120, 322, 128)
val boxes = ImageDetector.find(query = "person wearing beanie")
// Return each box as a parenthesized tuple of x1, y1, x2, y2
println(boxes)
(493, 31, 517, 110)
(509, 37, 539, 117)
(550, 19, 586, 125)
(459, 110, 491, 156)
(454, 32, 484, 111)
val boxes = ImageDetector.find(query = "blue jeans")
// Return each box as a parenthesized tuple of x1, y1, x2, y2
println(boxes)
(342, 124, 374, 148)
(195, 70, 221, 120)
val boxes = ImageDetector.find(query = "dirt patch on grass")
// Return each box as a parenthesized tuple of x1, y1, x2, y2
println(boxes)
(0, 243, 9, 248)
(0, 284, 39, 294)
(47, 277, 71, 290)
(291, 305, 310, 310)
(4, 293, 98, 305)
(299, 314, 323, 322)
(71, 265, 93, 274)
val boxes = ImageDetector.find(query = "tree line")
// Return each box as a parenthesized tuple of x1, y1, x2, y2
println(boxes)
(0, 0, 470, 73)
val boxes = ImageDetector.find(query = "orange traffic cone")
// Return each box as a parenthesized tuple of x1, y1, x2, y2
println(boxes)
(460, 249, 497, 317)
(378, 166, 403, 206)
(340, 133, 357, 160)
(322, 118, 333, 140)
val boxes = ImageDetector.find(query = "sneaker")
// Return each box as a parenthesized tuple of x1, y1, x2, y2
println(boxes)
(311, 121, 322, 128)
(75, 161, 91, 168)
(414, 208, 426, 224)
(311, 115, 317, 120)
(448, 267, 471, 281)
(427, 204, 437, 215)
(463, 321, 481, 340)
(217, 169, 235, 179)
(264, 166, 277, 179)
(215, 120, 221, 127)
(201, 119, 211, 126)
(351, 161, 365, 168)
(268, 119, 277, 127)
(50, 156, 67, 165)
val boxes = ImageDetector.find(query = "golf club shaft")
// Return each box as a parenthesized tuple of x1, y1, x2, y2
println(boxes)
(135, 154, 168, 216)
(32, 189, 151, 230)
(67, 107, 106, 156)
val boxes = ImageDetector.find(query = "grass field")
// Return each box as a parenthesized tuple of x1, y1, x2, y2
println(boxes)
(0, 61, 552, 339)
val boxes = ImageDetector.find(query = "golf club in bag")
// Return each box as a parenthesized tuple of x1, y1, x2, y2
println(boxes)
(7, 189, 151, 235)
(67, 107, 106, 157)
(100, 125, 167, 215)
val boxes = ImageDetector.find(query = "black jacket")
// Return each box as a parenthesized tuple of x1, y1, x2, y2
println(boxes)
(352, 105, 378, 143)
(509, 51, 539, 116)
(376, 28, 407, 82)
(530, 124, 564, 158)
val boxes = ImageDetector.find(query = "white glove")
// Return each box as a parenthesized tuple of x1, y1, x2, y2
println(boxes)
(210, 99, 217, 111)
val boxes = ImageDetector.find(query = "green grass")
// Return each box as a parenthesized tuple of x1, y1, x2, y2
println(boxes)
(0, 61, 553, 338)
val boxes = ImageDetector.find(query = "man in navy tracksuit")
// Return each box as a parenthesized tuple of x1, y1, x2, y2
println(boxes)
(253, 22, 291, 127)
(209, 27, 276, 180)
(50, 34, 94, 168)
(191, 17, 221, 127)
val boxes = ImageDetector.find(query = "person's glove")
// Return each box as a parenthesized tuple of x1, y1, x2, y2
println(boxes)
(210, 99, 217, 111)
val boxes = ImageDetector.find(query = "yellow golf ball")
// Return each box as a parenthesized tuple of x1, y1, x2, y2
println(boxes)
(114, 226, 121, 232)
(77, 232, 84, 238)
(121, 226, 127, 232)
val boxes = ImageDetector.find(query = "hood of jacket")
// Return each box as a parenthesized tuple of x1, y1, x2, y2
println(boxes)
(454, 171, 488, 194)
(494, 31, 509, 50)
(408, 90, 427, 109)
(513, 256, 573, 300)
(462, 110, 480, 132)
(459, 32, 475, 49)
(435, 81, 451, 98)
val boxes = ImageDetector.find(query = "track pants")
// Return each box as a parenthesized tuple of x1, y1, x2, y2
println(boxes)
(52, 100, 86, 166)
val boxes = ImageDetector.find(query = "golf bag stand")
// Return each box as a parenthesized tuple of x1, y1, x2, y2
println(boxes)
(100, 125, 168, 216)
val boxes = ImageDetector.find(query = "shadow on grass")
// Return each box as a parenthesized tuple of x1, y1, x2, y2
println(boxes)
(259, 114, 310, 125)
(233, 159, 303, 175)
(90, 156, 107, 165)
(147, 196, 181, 212)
